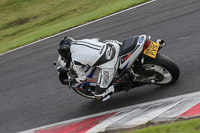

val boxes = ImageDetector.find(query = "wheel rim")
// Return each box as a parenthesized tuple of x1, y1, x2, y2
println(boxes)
(73, 88, 96, 99)
(142, 64, 173, 84)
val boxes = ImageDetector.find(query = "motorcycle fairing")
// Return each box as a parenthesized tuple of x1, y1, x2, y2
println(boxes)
(119, 35, 147, 70)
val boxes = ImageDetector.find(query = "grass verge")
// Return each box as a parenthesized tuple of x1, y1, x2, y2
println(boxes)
(123, 118, 200, 133)
(0, 0, 149, 54)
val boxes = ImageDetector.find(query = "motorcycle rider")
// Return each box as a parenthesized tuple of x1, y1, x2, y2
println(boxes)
(57, 36, 121, 101)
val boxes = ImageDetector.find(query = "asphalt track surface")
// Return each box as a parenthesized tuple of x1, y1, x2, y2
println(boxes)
(0, 0, 200, 132)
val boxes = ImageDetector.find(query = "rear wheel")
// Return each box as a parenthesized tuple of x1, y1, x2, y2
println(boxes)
(142, 53, 180, 85)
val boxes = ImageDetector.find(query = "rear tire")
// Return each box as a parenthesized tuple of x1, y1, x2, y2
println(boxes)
(143, 53, 180, 85)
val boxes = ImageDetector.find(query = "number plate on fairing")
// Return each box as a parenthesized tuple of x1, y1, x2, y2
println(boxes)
(144, 41, 160, 58)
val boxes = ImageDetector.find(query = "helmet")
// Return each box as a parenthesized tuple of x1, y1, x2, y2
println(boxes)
(57, 36, 75, 62)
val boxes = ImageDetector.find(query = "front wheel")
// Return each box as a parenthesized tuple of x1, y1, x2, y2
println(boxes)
(142, 53, 180, 85)
(72, 87, 96, 99)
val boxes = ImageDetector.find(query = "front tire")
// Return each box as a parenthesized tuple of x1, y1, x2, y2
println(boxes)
(72, 87, 96, 99)
(143, 53, 180, 85)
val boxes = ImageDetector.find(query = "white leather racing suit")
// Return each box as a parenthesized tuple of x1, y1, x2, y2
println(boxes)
(70, 38, 121, 97)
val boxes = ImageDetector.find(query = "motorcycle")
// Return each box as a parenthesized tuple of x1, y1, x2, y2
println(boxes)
(54, 35, 180, 99)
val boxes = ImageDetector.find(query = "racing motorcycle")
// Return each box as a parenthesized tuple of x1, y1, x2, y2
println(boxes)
(54, 35, 180, 99)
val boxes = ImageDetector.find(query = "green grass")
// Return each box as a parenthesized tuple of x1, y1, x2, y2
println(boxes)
(124, 118, 200, 133)
(0, 0, 149, 54)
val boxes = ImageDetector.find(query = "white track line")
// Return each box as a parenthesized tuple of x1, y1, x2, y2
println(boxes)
(0, 0, 156, 56)
(19, 91, 200, 133)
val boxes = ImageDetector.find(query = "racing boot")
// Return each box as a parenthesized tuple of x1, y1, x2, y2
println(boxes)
(94, 85, 115, 101)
